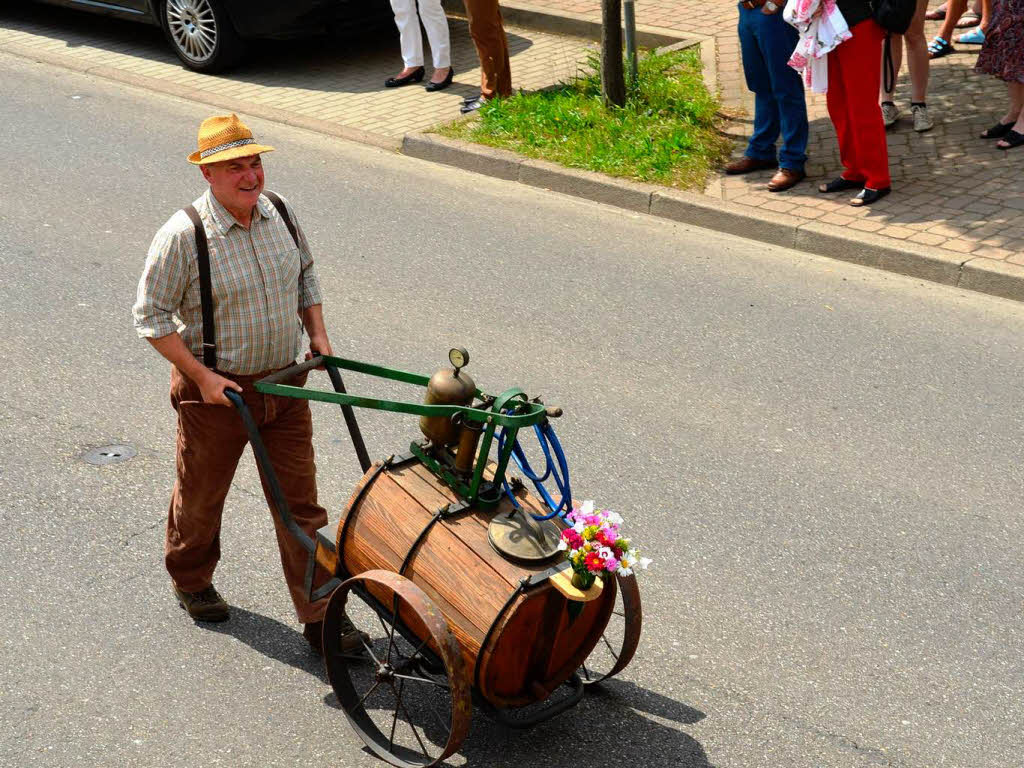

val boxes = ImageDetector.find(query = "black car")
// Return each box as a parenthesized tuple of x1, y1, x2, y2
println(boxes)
(33, 0, 391, 73)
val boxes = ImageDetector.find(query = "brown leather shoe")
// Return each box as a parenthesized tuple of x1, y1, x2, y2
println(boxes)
(173, 583, 229, 622)
(767, 168, 806, 192)
(725, 156, 778, 175)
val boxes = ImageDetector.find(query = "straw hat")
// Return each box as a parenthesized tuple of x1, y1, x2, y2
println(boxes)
(187, 114, 275, 165)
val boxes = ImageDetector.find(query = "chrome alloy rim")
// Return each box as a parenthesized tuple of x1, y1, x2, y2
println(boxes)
(166, 0, 218, 62)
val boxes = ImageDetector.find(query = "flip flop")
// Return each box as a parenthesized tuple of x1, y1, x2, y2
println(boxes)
(997, 130, 1024, 150)
(928, 36, 955, 58)
(955, 11, 981, 28)
(924, 5, 946, 19)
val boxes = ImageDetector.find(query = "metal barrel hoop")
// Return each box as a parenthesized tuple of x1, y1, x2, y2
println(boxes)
(324, 570, 471, 768)
(579, 572, 643, 686)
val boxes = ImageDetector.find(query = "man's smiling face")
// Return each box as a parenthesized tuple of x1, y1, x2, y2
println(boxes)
(201, 154, 265, 217)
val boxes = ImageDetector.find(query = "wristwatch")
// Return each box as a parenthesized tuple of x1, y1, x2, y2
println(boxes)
(764, 1, 779, 11)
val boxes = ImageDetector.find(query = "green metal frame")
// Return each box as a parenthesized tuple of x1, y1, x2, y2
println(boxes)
(255, 355, 547, 508)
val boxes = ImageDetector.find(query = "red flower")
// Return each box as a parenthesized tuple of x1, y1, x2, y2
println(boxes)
(584, 552, 604, 572)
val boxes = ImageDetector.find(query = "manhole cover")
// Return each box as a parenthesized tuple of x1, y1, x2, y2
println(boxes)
(82, 444, 137, 465)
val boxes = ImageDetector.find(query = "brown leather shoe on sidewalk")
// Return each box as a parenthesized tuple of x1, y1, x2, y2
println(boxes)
(173, 583, 229, 622)
(767, 168, 806, 192)
(304, 613, 370, 656)
(725, 156, 778, 175)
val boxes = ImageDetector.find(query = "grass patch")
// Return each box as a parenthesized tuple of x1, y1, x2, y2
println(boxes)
(436, 47, 731, 190)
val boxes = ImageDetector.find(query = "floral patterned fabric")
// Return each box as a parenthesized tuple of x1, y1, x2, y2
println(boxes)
(976, 0, 1024, 83)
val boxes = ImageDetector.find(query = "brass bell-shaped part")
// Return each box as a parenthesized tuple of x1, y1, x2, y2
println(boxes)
(419, 350, 476, 447)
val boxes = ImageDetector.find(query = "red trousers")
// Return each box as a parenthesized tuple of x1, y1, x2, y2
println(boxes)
(826, 20, 891, 190)
(165, 365, 329, 623)
(463, 0, 512, 98)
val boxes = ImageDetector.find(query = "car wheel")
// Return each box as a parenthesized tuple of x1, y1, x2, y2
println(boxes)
(160, 0, 244, 73)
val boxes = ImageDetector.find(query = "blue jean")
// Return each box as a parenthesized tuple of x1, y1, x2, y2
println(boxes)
(737, 5, 808, 171)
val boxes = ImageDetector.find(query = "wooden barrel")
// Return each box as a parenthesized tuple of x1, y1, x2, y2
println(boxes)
(334, 458, 616, 708)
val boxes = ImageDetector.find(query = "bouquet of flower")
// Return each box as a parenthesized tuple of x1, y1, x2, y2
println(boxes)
(558, 500, 651, 590)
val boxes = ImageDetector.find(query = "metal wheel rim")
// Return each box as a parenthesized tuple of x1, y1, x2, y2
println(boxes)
(579, 573, 643, 685)
(165, 0, 219, 62)
(324, 570, 471, 768)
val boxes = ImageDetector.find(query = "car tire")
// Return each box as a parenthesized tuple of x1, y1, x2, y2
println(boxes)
(159, 0, 245, 73)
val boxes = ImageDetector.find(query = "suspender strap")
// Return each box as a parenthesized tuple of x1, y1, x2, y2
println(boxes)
(183, 204, 217, 369)
(263, 190, 300, 248)
(184, 192, 299, 371)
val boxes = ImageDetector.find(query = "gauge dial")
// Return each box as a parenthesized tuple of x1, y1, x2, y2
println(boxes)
(449, 347, 469, 369)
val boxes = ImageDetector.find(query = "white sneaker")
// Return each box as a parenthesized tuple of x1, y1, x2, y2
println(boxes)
(881, 101, 900, 128)
(912, 103, 934, 132)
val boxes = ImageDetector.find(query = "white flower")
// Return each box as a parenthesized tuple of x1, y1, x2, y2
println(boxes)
(637, 557, 652, 570)
(598, 546, 613, 560)
(556, 539, 568, 551)
(606, 511, 624, 526)
(618, 566, 633, 576)
(580, 500, 595, 516)
(573, 521, 585, 534)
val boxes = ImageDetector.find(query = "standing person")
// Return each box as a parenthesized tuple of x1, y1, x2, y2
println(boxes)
(132, 114, 365, 654)
(880, 0, 935, 131)
(819, 0, 893, 205)
(975, 0, 1024, 148)
(460, 0, 512, 113)
(725, 0, 809, 191)
(385, 0, 454, 91)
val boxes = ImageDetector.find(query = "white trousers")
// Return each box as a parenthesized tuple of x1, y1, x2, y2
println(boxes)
(390, 0, 451, 69)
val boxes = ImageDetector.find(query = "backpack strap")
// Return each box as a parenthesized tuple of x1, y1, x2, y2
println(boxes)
(263, 190, 300, 249)
(183, 205, 217, 370)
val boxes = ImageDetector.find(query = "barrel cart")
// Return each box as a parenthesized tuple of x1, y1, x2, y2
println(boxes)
(227, 349, 643, 767)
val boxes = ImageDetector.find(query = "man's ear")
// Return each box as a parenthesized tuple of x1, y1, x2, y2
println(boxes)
(200, 165, 212, 182)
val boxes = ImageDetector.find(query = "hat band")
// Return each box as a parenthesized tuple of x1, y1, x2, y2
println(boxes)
(200, 137, 256, 159)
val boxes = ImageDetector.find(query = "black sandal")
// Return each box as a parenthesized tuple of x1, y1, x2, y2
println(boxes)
(850, 187, 891, 207)
(980, 121, 1014, 139)
(819, 177, 863, 194)
(997, 130, 1024, 150)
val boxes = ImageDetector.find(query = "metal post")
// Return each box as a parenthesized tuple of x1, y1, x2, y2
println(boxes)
(623, 0, 637, 89)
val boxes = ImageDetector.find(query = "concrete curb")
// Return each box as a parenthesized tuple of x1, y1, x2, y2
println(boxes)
(403, 132, 1024, 302)
(0, 44, 403, 153)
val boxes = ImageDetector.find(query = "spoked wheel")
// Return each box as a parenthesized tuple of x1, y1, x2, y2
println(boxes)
(324, 570, 471, 768)
(579, 573, 642, 686)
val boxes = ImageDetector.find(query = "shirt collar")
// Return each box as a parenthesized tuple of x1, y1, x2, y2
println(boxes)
(203, 188, 273, 235)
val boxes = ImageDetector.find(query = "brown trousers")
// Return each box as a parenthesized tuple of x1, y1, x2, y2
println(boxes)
(165, 365, 328, 623)
(463, 0, 512, 98)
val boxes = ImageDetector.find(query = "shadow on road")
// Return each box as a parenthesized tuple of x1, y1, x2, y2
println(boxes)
(204, 605, 326, 679)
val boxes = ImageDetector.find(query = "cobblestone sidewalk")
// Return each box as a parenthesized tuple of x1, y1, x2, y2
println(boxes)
(527, 0, 1024, 260)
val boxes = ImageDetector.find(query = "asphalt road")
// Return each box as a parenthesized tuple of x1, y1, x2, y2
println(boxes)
(1, 52, 1022, 768)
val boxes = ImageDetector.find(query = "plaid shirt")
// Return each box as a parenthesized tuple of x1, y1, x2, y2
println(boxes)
(133, 188, 323, 375)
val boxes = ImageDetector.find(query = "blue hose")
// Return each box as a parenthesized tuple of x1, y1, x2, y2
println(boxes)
(497, 418, 571, 520)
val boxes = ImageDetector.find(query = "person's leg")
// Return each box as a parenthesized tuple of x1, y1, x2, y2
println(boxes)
(839, 20, 892, 190)
(389, 0, 424, 76)
(905, 0, 930, 102)
(996, 82, 1024, 146)
(826, 44, 864, 183)
(417, 0, 452, 75)
(880, 33, 905, 103)
(759, 12, 808, 171)
(464, 0, 512, 98)
(979, 0, 991, 28)
(165, 367, 248, 594)
(738, 7, 782, 163)
(933, 0, 969, 47)
(254, 382, 330, 624)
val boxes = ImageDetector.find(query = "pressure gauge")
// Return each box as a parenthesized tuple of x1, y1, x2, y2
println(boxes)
(449, 347, 469, 371)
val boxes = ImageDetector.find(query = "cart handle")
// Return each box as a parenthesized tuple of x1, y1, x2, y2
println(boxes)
(224, 389, 316, 555)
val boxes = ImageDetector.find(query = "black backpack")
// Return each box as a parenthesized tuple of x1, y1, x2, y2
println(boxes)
(873, 0, 916, 33)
